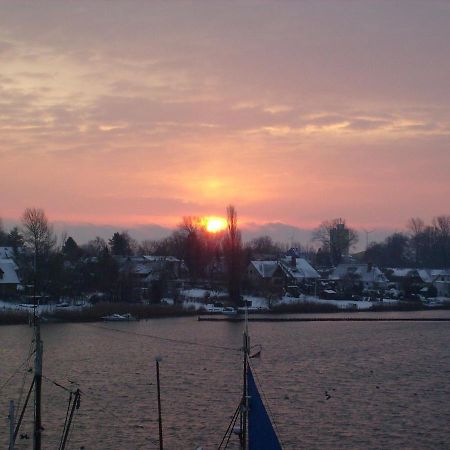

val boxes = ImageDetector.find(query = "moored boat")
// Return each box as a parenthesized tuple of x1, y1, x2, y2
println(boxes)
(222, 306, 238, 316)
(101, 313, 137, 321)
(218, 311, 282, 449)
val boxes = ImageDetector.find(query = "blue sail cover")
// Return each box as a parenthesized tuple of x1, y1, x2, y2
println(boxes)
(247, 366, 282, 450)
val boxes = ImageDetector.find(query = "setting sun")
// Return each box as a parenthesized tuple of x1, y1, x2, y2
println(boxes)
(204, 216, 227, 233)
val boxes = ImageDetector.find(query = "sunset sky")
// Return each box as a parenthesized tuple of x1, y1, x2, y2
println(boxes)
(1, 1, 449, 243)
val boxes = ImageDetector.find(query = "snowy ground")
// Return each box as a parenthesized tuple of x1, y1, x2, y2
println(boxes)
(0, 300, 90, 314)
(178, 291, 401, 311)
(3, 294, 446, 316)
(179, 288, 228, 310)
(180, 288, 227, 300)
(279, 295, 400, 310)
(242, 294, 402, 311)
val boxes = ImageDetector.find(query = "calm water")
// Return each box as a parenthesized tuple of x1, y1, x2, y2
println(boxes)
(1, 311, 450, 449)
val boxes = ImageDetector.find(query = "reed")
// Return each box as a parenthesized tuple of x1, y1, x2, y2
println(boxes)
(51, 302, 198, 322)
(271, 302, 340, 314)
(0, 308, 29, 325)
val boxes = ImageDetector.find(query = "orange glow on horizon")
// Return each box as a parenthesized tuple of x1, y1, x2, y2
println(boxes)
(204, 216, 227, 233)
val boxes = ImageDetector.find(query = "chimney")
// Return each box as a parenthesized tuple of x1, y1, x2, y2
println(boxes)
(291, 255, 296, 267)
(367, 262, 373, 273)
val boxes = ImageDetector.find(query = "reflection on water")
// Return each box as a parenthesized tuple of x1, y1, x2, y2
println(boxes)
(1, 311, 450, 449)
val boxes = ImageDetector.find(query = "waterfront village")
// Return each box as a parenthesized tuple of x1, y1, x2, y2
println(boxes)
(1, 211, 450, 323)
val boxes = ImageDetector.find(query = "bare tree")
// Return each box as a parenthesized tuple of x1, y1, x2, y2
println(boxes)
(407, 217, 426, 265)
(432, 215, 450, 236)
(0, 217, 7, 245)
(83, 236, 107, 256)
(248, 235, 283, 256)
(223, 205, 243, 304)
(407, 217, 425, 236)
(178, 216, 207, 280)
(432, 215, 450, 266)
(21, 208, 56, 256)
(138, 239, 159, 255)
(312, 218, 358, 265)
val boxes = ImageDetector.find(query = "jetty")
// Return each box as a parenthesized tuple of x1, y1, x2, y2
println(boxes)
(198, 316, 450, 322)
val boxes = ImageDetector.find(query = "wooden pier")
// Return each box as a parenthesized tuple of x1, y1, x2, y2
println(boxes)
(198, 316, 450, 322)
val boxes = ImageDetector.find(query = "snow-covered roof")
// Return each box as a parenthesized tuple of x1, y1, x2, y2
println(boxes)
(389, 268, 446, 283)
(416, 269, 434, 284)
(249, 261, 279, 278)
(279, 257, 320, 279)
(330, 263, 387, 284)
(133, 264, 153, 275)
(0, 259, 20, 284)
(143, 255, 180, 262)
(180, 288, 211, 299)
(389, 268, 413, 278)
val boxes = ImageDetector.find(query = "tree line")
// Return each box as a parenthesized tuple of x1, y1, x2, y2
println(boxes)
(365, 216, 450, 268)
(1, 209, 449, 301)
(0, 207, 248, 302)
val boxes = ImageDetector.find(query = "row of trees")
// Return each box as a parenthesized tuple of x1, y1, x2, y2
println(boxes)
(310, 215, 450, 269)
(365, 216, 450, 268)
(1, 209, 449, 302)
(0, 206, 247, 303)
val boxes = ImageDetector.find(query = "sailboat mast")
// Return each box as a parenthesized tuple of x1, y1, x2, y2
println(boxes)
(241, 308, 250, 450)
(8, 400, 15, 450)
(34, 315, 43, 450)
(33, 249, 43, 450)
(155, 357, 164, 450)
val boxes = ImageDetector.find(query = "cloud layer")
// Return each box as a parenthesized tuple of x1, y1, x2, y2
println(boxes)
(1, 1, 449, 233)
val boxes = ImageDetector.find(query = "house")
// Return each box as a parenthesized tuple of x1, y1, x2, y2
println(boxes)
(389, 268, 423, 284)
(432, 270, 450, 297)
(387, 268, 438, 290)
(330, 263, 388, 290)
(142, 256, 187, 280)
(247, 256, 319, 295)
(0, 258, 20, 297)
(278, 256, 320, 283)
(247, 260, 285, 293)
(116, 255, 188, 301)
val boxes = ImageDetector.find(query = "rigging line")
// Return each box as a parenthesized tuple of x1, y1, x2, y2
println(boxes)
(217, 401, 241, 449)
(58, 392, 73, 450)
(64, 395, 80, 450)
(0, 350, 35, 394)
(223, 409, 240, 450)
(42, 374, 73, 393)
(64, 413, 75, 450)
(16, 363, 31, 413)
(248, 359, 285, 450)
(13, 378, 35, 444)
(81, 323, 239, 352)
(15, 339, 34, 409)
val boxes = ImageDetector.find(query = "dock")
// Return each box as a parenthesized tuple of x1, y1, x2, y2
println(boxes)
(197, 316, 450, 322)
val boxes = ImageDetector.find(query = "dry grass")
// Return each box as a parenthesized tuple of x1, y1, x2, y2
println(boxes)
(271, 302, 340, 314)
(0, 309, 29, 325)
(51, 302, 198, 322)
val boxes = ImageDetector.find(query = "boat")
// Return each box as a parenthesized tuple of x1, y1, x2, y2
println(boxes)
(218, 311, 282, 449)
(152, 304, 282, 449)
(56, 302, 70, 308)
(205, 303, 225, 313)
(221, 306, 238, 316)
(101, 313, 137, 321)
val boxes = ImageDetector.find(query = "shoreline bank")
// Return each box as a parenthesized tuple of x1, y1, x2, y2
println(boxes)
(1, 300, 449, 326)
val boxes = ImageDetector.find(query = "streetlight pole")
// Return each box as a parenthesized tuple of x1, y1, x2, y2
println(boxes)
(155, 356, 163, 450)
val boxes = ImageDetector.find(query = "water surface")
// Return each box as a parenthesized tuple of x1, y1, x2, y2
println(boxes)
(1, 311, 450, 449)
